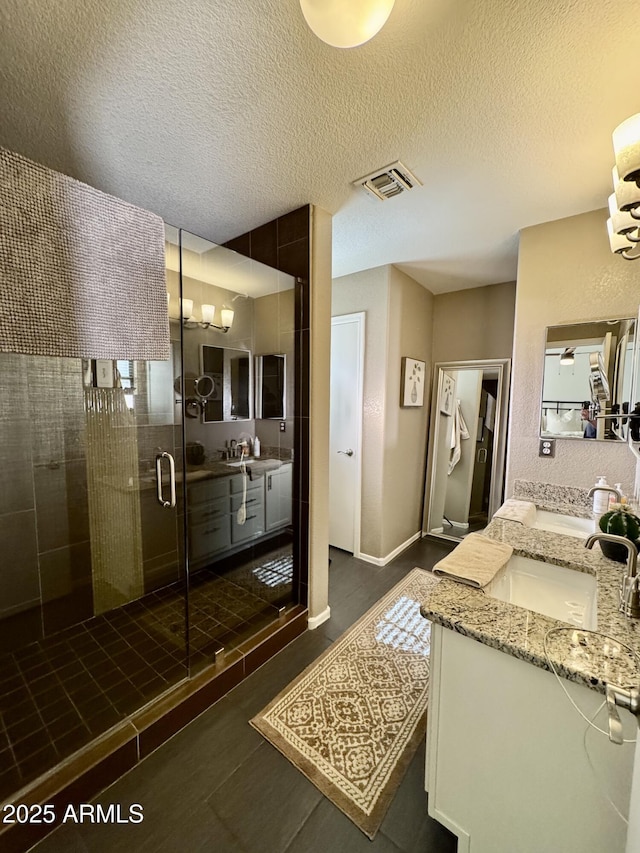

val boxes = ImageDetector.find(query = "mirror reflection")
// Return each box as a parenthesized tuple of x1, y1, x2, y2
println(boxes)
(255, 354, 286, 419)
(424, 360, 510, 542)
(201, 345, 252, 422)
(541, 318, 636, 441)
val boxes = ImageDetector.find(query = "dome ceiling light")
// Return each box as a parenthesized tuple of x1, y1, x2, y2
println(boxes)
(299, 0, 395, 49)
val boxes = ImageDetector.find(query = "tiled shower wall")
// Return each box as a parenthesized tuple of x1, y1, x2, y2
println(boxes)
(0, 354, 90, 652)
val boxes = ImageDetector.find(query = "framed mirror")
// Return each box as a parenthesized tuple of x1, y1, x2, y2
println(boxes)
(201, 344, 252, 422)
(541, 318, 636, 441)
(255, 354, 286, 419)
(628, 307, 640, 457)
(423, 359, 511, 542)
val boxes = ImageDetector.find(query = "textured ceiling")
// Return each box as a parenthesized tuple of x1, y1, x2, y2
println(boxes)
(0, 0, 638, 293)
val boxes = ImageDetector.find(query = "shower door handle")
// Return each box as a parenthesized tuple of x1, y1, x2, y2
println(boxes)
(155, 452, 177, 509)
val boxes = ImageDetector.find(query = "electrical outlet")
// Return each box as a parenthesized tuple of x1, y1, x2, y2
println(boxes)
(280, 421, 286, 432)
(539, 439, 555, 458)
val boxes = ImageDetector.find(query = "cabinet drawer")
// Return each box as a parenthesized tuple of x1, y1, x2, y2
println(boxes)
(230, 503, 265, 543)
(188, 495, 228, 528)
(189, 517, 231, 560)
(230, 492, 264, 514)
(188, 476, 230, 505)
(230, 473, 264, 494)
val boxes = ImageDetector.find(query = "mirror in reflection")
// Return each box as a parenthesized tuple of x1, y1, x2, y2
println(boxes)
(255, 354, 286, 419)
(541, 318, 636, 441)
(201, 345, 252, 422)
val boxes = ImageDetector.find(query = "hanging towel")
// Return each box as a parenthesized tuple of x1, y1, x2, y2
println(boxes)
(0, 146, 169, 360)
(494, 498, 537, 527)
(433, 533, 513, 588)
(448, 399, 470, 475)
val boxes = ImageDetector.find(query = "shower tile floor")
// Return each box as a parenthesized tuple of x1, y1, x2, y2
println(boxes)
(0, 545, 294, 804)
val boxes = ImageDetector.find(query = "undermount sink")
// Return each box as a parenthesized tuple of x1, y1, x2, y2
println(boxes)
(485, 554, 598, 629)
(226, 459, 253, 467)
(532, 510, 596, 539)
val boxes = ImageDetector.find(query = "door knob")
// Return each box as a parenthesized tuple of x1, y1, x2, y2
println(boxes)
(337, 449, 354, 456)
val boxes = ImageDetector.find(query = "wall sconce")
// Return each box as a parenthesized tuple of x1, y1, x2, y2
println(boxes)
(299, 0, 395, 48)
(559, 348, 575, 366)
(180, 299, 234, 332)
(607, 113, 640, 260)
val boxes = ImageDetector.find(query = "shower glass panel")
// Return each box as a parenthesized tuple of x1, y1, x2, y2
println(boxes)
(175, 229, 296, 675)
(0, 227, 188, 803)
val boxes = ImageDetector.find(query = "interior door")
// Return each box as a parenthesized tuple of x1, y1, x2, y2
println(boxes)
(329, 313, 364, 552)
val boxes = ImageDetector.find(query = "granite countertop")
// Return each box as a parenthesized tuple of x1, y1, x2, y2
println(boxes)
(103, 455, 290, 493)
(420, 489, 640, 695)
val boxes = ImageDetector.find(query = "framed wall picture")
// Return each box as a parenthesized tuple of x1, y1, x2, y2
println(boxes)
(401, 357, 426, 407)
(439, 373, 455, 416)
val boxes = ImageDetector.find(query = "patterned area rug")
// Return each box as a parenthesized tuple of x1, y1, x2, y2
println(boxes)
(251, 567, 438, 838)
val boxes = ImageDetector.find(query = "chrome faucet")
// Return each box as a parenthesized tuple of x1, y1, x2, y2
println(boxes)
(586, 485, 622, 503)
(584, 533, 640, 618)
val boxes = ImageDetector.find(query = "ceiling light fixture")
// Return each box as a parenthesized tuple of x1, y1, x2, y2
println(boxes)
(559, 348, 575, 366)
(607, 113, 640, 260)
(299, 0, 395, 48)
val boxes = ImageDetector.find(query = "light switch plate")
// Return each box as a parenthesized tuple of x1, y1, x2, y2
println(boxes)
(280, 421, 286, 432)
(539, 438, 555, 458)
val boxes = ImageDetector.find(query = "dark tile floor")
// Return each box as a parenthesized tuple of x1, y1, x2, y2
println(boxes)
(0, 544, 294, 803)
(33, 536, 457, 853)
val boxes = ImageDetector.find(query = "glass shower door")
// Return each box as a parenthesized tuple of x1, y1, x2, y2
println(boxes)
(0, 230, 188, 802)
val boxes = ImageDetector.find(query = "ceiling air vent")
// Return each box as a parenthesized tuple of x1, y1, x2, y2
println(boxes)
(354, 161, 422, 201)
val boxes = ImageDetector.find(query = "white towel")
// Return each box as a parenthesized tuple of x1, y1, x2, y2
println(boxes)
(494, 499, 537, 527)
(433, 533, 513, 588)
(448, 399, 470, 475)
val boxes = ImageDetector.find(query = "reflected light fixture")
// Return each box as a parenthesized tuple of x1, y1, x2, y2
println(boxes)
(180, 299, 234, 332)
(299, 0, 395, 48)
(607, 113, 640, 260)
(560, 348, 575, 366)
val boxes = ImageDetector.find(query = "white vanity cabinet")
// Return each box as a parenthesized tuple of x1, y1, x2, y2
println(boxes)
(426, 623, 636, 853)
(265, 463, 292, 531)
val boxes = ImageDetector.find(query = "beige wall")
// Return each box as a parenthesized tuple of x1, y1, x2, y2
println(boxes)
(308, 205, 332, 623)
(332, 265, 433, 560)
(506, 208, 639, 495)
(432, 281, 516, 363)
(381, 267, 433, 556)
(332, 266, 389, 557)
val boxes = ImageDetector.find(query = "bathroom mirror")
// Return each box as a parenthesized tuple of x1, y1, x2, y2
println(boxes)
(541, 318, 636, 441)
(628, 307, 640, 458)
(201, 344, 252, 422)
(255, 354, 286, 419)
(423, 359, 511, 542)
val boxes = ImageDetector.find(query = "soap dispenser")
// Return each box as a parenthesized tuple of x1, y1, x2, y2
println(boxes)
(592, 476, 610, 515)
(253, 436, 261, 458)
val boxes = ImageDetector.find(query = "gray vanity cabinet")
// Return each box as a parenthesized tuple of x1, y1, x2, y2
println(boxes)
(189, 495, 231, 560)
(230, 475, 265, 543)
(187, 467, 291, 565)
(265, 464, 292, 531)
(187, 478, 232, 562)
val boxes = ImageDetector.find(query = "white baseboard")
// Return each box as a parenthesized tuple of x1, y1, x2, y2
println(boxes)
(307, 606, 331, 630)
(448, 519, 469, 529)
(359, 531, 422, 567)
